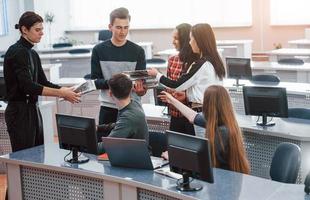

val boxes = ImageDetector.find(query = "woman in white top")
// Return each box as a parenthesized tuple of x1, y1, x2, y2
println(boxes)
(148, 23, 225, 107)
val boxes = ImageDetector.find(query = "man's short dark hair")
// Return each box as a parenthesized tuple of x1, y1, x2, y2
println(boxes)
(110, 7, 131, 24)
(108, 73, 132, 100)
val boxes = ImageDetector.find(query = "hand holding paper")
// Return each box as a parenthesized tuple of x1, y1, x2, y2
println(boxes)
(73, 80, 97, 95)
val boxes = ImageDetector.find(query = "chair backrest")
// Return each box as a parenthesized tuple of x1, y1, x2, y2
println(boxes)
(278, 58, 304, 65)
(149, 131, 167, 157)
(52, 42, 73, 48)
(270, 142, 301, 183)
(84, 74, 91, 80)
(68, 48, 90, 54)
(288, 108, 310, 120)
(98, 30, 112, 41)
(251, 74, 280, 83)
(146, 58, 166, 64)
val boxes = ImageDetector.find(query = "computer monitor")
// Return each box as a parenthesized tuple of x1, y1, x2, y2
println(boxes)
(166, 130, 214, 192)
(56, 114, 98, 164)
(243, 86, 288, 126)
(226, 57, 252, 86)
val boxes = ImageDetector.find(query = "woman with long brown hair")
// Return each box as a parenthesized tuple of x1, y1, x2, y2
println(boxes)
(161, 85, 250, 174)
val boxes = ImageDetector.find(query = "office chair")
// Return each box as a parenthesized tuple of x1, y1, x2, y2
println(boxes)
(146, 58, 166, 64)
(149, 131, 167, 157)
(251, 74, 280, 83)
(270, 142, 301, 183)
(288, 108, 310, 120)
(278, 58, 304, 65)
(68, 48, 90, 54)
(52, 42, 73, 48)
(98, 30, 112, 41)
(84, 74, 91, 80)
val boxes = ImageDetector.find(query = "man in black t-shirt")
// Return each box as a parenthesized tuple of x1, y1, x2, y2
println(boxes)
(91, 7, 147, 138)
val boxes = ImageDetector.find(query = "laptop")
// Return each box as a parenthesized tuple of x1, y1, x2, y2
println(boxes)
(102, 137, 169, 170)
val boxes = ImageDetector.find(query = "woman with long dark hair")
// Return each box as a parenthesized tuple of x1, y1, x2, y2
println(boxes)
(161, 23, 197, 135)
(161, 85, 250, 174)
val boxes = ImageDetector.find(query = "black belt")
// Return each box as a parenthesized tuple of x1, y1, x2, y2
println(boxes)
(8, 100, 38, 105)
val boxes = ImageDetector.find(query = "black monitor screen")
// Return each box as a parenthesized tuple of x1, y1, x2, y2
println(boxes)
(56, 114, 98, 162)
(0, 76, 6, 101)
(243, 86, 288, 126)
(226, 57, 252, 80)
(166, 130, 213, 191)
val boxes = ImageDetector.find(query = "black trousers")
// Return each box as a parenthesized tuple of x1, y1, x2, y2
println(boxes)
(169, 116, 195, 136)
(5, 102, 43, 152)
(98, 106, 118, 138)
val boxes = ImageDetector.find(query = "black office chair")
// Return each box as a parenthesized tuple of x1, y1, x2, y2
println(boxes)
(52, 42, 73, 48)
(146, 58, 166, 64)
(288, 108, 310, 120)
(278, 58, 304, 65)
(84, 74, 91, 80)
(68, 48, 90, 54)
(251, 74, 280, 83)
(98, 30, 112, 41)
(149, 131, 167, 157)
(270, 142, 301, 183)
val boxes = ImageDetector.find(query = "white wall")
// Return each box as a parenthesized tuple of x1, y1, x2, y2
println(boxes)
(0, 0, 21, 52)
(33, 0, 70, 49)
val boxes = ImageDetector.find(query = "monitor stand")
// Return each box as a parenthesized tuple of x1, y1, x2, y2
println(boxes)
(256, 114, 275, 127)
(233, 78, 245, 87)
(176, 172, 202, 192)
(66, 147, 89, 164)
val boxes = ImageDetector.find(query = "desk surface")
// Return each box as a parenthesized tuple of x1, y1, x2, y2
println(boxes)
(223, 79, 310, 95)
(252, 61, 310, 71)
(36, 42, 153, 54)
(267, 48, 310, 56)
(143, 103, 310, 141)
(0, 143, 308, 200)
(288, 39, 310, 45)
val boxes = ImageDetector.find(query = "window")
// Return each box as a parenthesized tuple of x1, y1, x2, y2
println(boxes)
(270, 0, 310, 25)
(0, 0, 8, 36)
(69, 0, 252, 29)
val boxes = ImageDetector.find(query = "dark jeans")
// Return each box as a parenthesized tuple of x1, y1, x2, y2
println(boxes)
(5, 102, 43, 152)
(98, 106, 118, 139)
(169, 116, 195, 136)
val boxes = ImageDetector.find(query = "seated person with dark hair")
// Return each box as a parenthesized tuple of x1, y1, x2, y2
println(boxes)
(98, 73, 149, 153)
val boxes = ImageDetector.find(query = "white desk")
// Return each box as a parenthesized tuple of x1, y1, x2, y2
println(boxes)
(157, 48, 224, 60)
(267, 48, 310, 62)
(217, 40, 253, 58)
(0, 63, 60, 81)
(251, 61, 310, 83)
(288, 39, 310, 48)
(36, 44, 95, 54)
(137, 41, 153, 59)
(156, 40, 252, 59)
